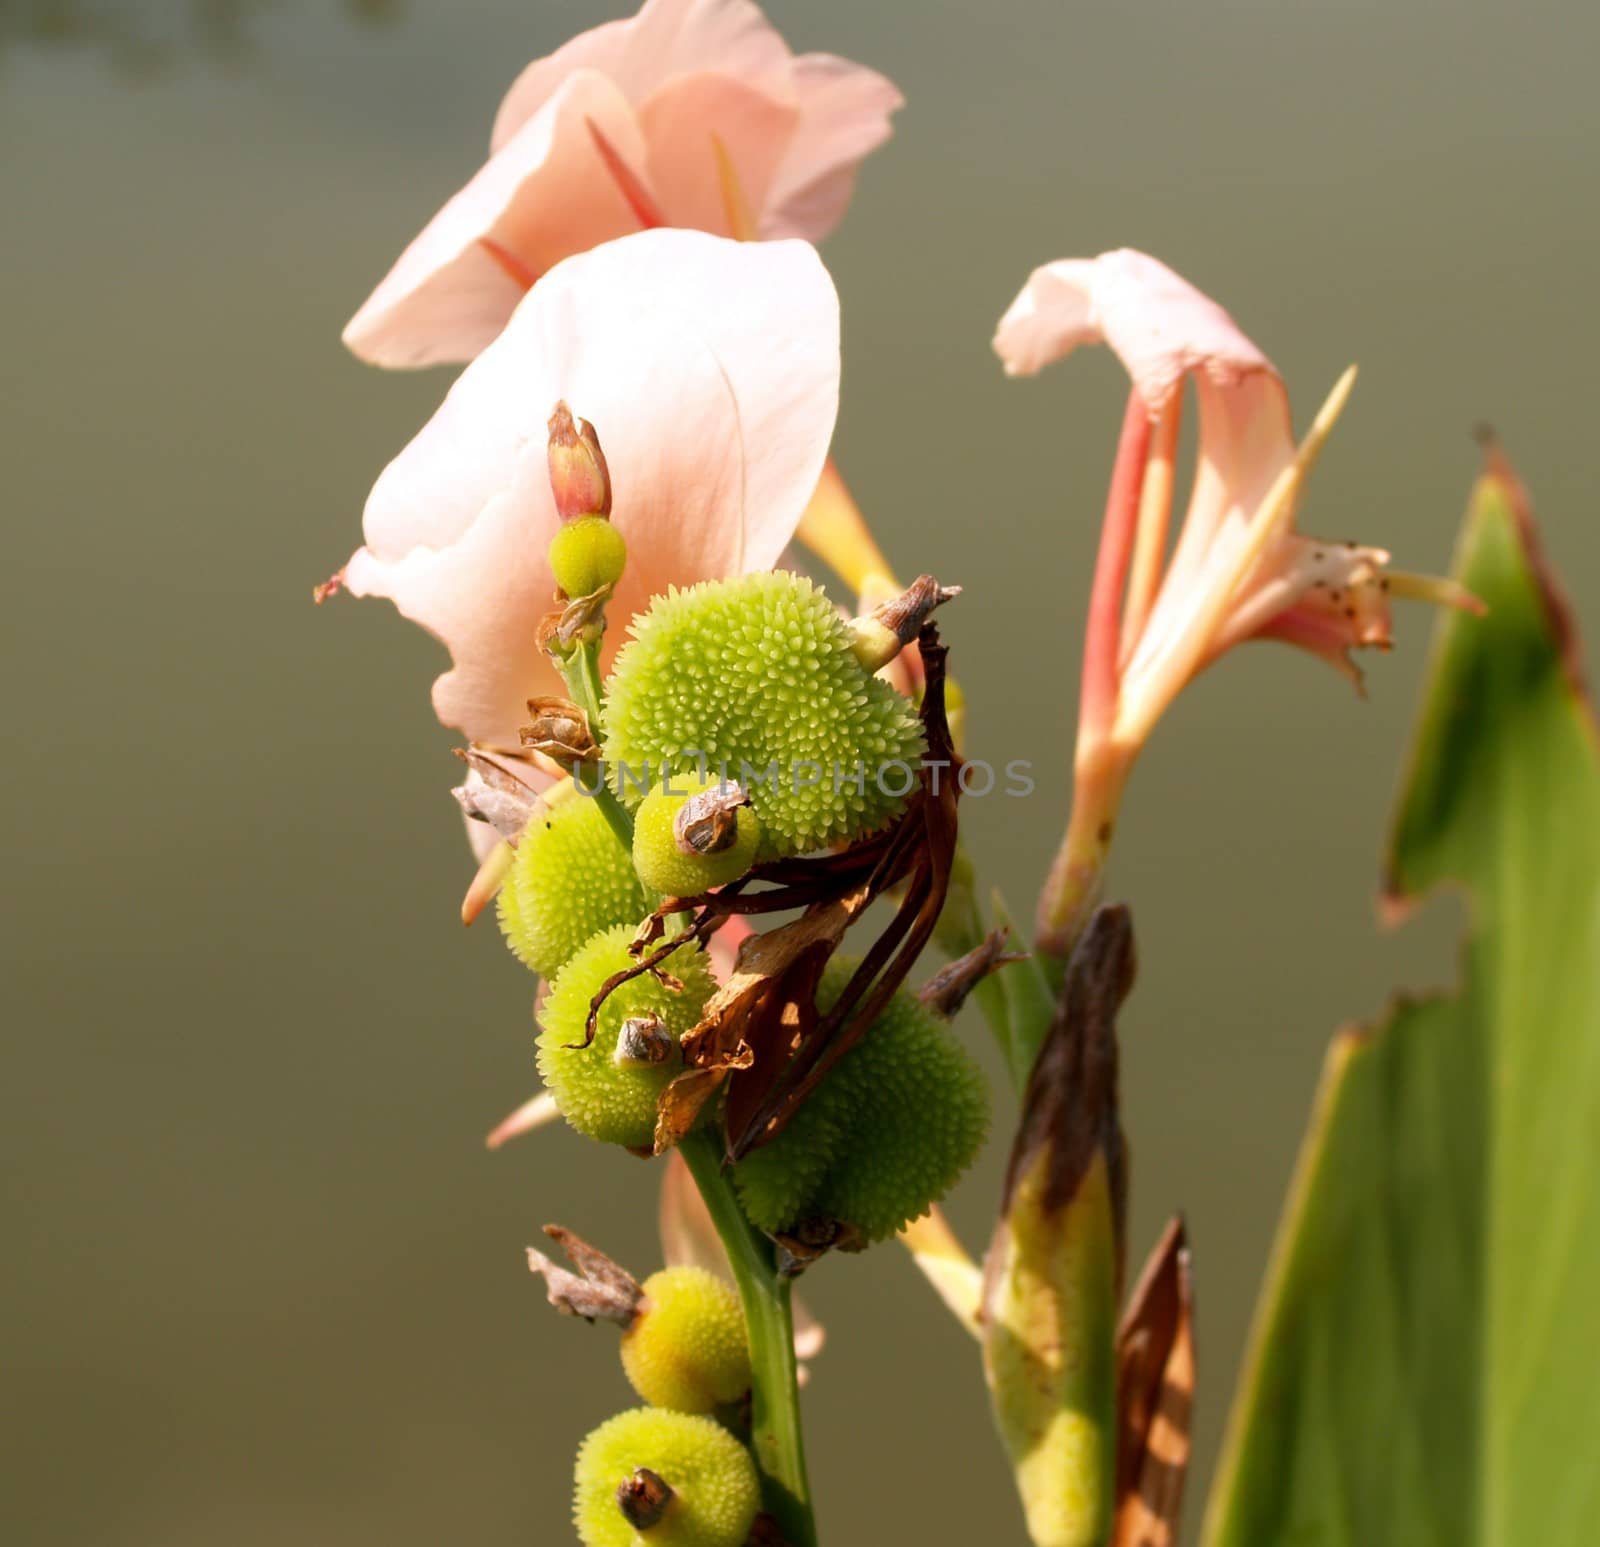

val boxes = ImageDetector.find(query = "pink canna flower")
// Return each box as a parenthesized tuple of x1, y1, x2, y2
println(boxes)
(343, 0, 900, 369)
(994, 249, 1478, 951)
(341, 228, 840, 755)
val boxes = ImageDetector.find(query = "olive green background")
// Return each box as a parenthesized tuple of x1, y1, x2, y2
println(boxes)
(3, 2, 1596, 1543)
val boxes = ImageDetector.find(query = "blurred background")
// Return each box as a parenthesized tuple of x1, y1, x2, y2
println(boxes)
(3, 1, 1597, 1542)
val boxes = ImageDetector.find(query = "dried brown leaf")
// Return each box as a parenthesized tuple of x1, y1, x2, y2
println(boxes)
(1113, 1217, 1195, 1547)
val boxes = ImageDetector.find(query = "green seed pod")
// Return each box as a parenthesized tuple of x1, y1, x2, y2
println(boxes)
(498, 788, 655, 981)
(620, 1266, 751, 1413)
(538, 925, 716, 1149)
(550, 515, 628, 598)
(573, 1407, 761, 1547)
(602, 571, 926, 857)
(632, 773, 762, 898)
(734, 959, 990, 1243)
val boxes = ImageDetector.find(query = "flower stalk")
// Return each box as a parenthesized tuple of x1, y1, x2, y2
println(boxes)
(681, 1129, 816, 1547)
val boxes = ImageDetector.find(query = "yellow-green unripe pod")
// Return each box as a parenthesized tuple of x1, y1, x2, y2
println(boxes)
(632, 774, 762, 898)
(734, 959, 990, 1243)
(602, 571, 926, 858)
(550, 515, 628, 598)
(573, 1407, 761, 1547)
(538, 925, 716, 1149)
(497, 787, 655, 981)
(620, 1266, 751, 1413)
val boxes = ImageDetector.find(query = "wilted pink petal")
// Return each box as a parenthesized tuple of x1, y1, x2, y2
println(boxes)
(993, 248, 1472, 727)
(344, 229, 840, 750)
(347, 0, 898, 368)
(994, 249, 1271, 404)
(1002, 250, 1479, 951)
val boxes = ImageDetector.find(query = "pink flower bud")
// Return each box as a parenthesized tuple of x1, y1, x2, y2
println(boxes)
(547, 401, 611, 520)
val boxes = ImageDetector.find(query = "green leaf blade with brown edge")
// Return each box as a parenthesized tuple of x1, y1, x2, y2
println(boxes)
(1202, 451, 1600, 1547)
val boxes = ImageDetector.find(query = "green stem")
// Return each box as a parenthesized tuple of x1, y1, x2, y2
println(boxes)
(681, 1130, 816, 1547)
(558, 639, 634, 850)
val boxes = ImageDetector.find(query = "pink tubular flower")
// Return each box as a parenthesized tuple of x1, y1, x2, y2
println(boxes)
(342, 0, 900, 368)
(342, 228, 840, 753)
(994, 249, 1478, 951)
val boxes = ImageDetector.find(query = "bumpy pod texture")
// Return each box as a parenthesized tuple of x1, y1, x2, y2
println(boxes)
(632, 774, 762, 898)
(735, 960, 990, 1242)
(550, 516, 628, 599)
(538, 925, 716, 1149)
(498, 793, 655, 980)
(574, 1407, 762, 1547)
(621, 1266, 751, 1414)
(602, 572, 926, 857)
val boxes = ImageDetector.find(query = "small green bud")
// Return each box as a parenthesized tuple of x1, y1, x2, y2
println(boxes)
(620, 1266, 751, 1413)
(633, 774, 761, 898)
(497, 789, 655, 981)
(574, 1407, 761, 1547)
(538, 924, 716, 1149)
(734, 958, 991, 1243)
(602, 571, 927, 858)
(551, 515, 628, 599)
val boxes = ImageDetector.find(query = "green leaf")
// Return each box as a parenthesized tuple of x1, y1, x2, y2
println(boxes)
(1202, 454, 1600, 1547)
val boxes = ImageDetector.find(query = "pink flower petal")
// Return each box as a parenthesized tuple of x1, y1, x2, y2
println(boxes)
(346, 0, 898, 368)
(345, 229, 840, 749)
(761, 53, 903, 242)
(342, 72, 648, 368)
(638, 71, 799, 234)
(491, 0, 793, 152)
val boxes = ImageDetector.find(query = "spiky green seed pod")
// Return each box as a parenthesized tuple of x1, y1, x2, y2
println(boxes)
(620, 1266, 751, 1413)
(734, 959, 990, 1243)
(602, 572, 926, 857)
(497, 789, 655, 981)
(538, 925, 716, 1149)
(551, 515, 628, 598)
(632, 774, 762, 898)
(574, 1407, 761, 1547)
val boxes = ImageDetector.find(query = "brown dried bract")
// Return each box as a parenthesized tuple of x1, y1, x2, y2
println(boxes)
(537, 586, 612, 657)
(675, 781, 752, 856)
(526, 1224, 643, 1326)
(997, 903, 1134, 1261)
(872, 573, 963, 649)
(520, 694, 598, 766)
(616, 1467, 673, 1530)
(1113, 1216, 1195, 1547)
(451, 746, 545, 844)
(917, 929, 1027, 1019)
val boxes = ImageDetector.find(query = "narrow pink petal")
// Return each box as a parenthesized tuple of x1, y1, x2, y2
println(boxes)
(1080, 390, 1151, 740)
(344, 230, 840, 748)
(492, 0, 793, 151)
(760, 53, 903, 242)
(485, 1091, 561, 1149)
(342, 72, 648, 368)
(638, 71, 799, 234)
